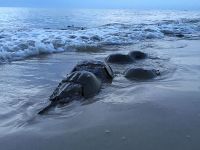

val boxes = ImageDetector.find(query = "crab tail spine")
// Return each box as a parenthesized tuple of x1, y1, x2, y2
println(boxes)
(38, 102, 57, 115)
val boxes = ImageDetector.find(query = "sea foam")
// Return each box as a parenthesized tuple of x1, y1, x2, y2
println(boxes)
(0, 18, 200, 63)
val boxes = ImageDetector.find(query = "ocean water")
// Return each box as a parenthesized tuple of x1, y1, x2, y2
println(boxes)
(0, 8, 200, 150)
(0, 8, 200, 63)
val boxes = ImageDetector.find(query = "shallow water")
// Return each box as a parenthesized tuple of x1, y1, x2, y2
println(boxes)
(0, 39, 200, 150)
(0, 8, 200, 150)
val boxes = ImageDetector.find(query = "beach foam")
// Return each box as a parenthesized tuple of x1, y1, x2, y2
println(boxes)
(0, 17, 200, 63)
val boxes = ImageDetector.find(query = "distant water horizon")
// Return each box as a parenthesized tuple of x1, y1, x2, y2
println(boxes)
(0, 6, 199, 10)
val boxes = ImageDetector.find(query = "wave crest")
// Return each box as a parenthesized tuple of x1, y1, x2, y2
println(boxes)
(1, 18, 200, 63)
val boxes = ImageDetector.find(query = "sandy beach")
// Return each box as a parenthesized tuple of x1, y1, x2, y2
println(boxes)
(0, 39, 200, 150)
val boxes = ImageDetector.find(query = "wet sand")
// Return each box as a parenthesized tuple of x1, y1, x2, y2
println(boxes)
(0, 40, 200, 150)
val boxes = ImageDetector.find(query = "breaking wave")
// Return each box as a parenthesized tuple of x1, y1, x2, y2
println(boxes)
(0, 17, 200, 63)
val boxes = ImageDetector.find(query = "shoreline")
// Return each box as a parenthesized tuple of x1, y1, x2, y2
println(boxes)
(0, 39, 200, 150)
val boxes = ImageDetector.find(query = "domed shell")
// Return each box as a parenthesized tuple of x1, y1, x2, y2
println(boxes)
(124, 68, 160, 80)
(61, 71, 102, 98)
(128, 51, 147, 60)
(105, 53, 134, 64)
(39, 71, 102, 114)
(71, 60, 114, 83)
(50, 82, 82, 102)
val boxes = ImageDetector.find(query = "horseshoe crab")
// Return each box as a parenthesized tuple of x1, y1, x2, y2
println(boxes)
(105, 53, 134, 64)
(71, 60, 114, 83)
(128, 51, 147, 60)
(38, 71, 101, 114)
(124, 68, 160, 80)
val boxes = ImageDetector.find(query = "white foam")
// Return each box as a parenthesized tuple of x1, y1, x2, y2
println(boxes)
(0, 18, 200, 63)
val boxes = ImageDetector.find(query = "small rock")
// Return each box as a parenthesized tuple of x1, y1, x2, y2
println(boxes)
(121, 136, 127, 140)
(105, 130, 111, 134)
(175, 33, 184, 38)
(90, 35, 101, 41)
(186, 135, 191, 139)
